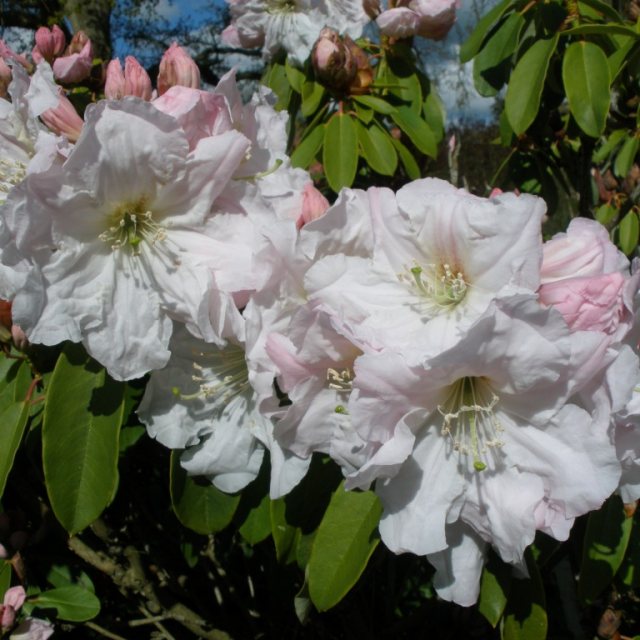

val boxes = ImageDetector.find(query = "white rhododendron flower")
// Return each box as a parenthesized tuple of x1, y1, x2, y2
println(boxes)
(3, 98, 251, 380)
(139, 324, 309, 497)
(344, 297, 620, 605)
(306, 179, 545, 363)
(222, 0, 371, 64)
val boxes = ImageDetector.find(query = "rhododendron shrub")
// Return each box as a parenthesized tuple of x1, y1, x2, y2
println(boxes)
(0, 3, 640, 638)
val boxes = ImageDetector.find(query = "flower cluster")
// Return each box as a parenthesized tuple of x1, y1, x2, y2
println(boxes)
(1, 20, 639, 611)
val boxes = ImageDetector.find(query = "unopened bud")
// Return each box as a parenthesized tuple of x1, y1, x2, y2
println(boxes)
(34, 25, 66, 62)
(157, 43, 200, 96)
(363, 0, 381, 18)
(104, 58, 125, 99)
(11, 325, 28, 351)
(40, 90, 84, 142)
(53, 36, 92, 84)
(124, 56, 152, 100)
(68, 31, 90, 55)
(345, 36, 373, 95)
(297, 183, 330, 229)
(312, 29, 356, 91)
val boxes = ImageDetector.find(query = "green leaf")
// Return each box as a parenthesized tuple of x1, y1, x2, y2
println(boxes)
(170, 451, 240, 535)
(352, 95, 397, 115)
(391, 137, 421, 180)
(118, 425, 145, 453)
(285, 59, 305, 94)
(478, 551, 512, 628)
(47, 564, 95, 593)
(577, 0, 623, 21)
(473, 12, 525, 97)
(271, 498, 299, 564)
(503, 552, 547, 640)
(562, 24, 638, 37)
(505, 35, 559, 135)
(620, 511, 640, 588)
(32, 586, 100, 622)
(353, 101, 374, 124)
(562, 41, 610, 138)
(460, 0, 513, 63)
(43, 344, 125, 535)
(593, 129, 627, 163)
(391, 105, 437, 158)
(356, 122, 398, 176)
(308, 483, 382, 611)
(423, 90, 446, 142)
(0, 562, 10, 597)
(595, 203, 619, 225)
(0, 399, 29, 498)
(381, 54, 422, 112)
(618, 210, 639, 256)
(323, 113, 358, 193)
(263, 62, 291, 111)
(291, 124, 324, 169)
(578, 494, 634, 603)
(239, 491, 272, 544)
(301, 80, 325, 117)
(614, 135, 639, 178)
(608, 34, 637, 79)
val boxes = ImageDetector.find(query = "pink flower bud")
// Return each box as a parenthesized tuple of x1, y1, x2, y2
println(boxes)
(0, 57, 11, 98)
(0, 544, 7, 559)
(34, 25, 66, 62)
(297, 183, 330, 229)
(104, 58, 125, 99)
(53, 36, 92, 84)
(68, 31, 90, 55)
(40, 90, 84, 142)
(4, 586, 26, 611)
(31, 46, 44, 65)
(312, 29, 356, 91)
(157, 43, 200, 96)
(541, 218, 626, 283)
(11, 325, 28, 351)
(0, 604, 16, 629)
(124, 56, 152, 100)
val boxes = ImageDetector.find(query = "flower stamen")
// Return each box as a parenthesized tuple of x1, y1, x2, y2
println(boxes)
(400, 261, 468, 312)
(438, 377, 504, 471)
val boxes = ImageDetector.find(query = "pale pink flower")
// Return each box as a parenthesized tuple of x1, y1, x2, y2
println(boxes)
(10, 617, 54, 640)
(377, 0, 457, 40)
(4, 99, 251, 380)
(1, 586, 26, 629)
(346, 297, 619, 605)
(157, 43, 200, 96)
(223, 0, 371, 65)
(39, 90, 84, 142)
(296, 183, 330, 229)
(52, 34, 92, 84)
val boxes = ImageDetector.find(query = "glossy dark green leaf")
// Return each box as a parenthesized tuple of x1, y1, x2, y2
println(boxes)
(271, 498, 298, 564)
(308, 483, 382, 611)
(323, 113, 358, 192)
(291, 124, 324, 169)
(32, 586, 100, 622)
(460, 0, 513, 63)
(301, 80, 325, 117)
(614, 135, 639, 178)
(238, 491, 272, 544)
(353, 95, 397, 115)
(505, 35, 558, 135)
(356, 121, 398, 176)
(578, 494, 634, 603)
(43, 344, 125, 535)
(170, 451, 240, 534)
(577, 0, 624, 21)
(563, 23, 638, 37)
(562, 41, 610, 138)
(0, 398, 29, 498)
(391, 105, 437, 158)
(391, 137, 421, 180)
(473, 12, 524, 97)
(478, 551, 512, 627)
(503, 552, 547, 640)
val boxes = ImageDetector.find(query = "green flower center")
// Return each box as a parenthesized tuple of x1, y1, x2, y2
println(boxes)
(100, 199, 166, 254)
(402, 262, 468, 311)
(438, 376, 504, 471)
